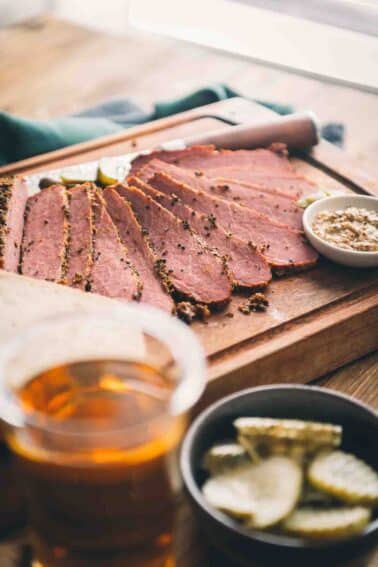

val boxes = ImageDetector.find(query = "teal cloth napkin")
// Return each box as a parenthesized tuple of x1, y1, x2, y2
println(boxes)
(0, 85, 342, 166)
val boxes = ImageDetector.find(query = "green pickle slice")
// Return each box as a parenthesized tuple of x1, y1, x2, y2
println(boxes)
(234, 417, 342, 446)
(200, 417, 376, 542)
(97, 157, 130, 186)
(308, 450, 378, 506)
(202, 442, 248, 475)
(202, 456, 302, 528)
(202, 464, 256, 520)
(282, 506, 371, 539)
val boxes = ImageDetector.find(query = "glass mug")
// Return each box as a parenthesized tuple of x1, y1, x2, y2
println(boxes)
(0, 306, 205, 566)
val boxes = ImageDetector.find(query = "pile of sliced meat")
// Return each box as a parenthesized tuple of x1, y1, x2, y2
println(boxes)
(0, 144, 318, 320)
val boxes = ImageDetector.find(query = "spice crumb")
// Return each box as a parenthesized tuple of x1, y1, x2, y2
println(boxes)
(238, 293, 269, 315)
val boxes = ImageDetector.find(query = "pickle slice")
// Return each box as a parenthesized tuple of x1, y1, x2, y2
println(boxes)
(202, 464, 256, 520)
(282, 506, 371, 539)
(244, 456, 303, 529)
(308, 450, 378, 506)
(202, 442, 248, 476)
(202, 456, 302, 528)
(97, 157, 129, 186)
(234, 417, 342, 447)
(237, 417, 341, 464)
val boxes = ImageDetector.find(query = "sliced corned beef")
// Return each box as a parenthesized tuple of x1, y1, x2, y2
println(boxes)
(202, 169, 317, 199)
(129, 145, 215, 177)
(102, 187, 174, 312)
(170, 144, 293, 174)
(130, 176, 271, 290)
(148, 173, 318, 270)
(130, 143, 293, 177)
(115, 184, 232, 307)
(21, 185, 69, 283)
(197, 178, 303, 231)
(137, 159, 291, 198)
(66, 183, 95, 289)
(135, 160, 303, 230)
(89, 190, 142, 301)
(0, 176, 28, 272)
(135, 146, 317, 200)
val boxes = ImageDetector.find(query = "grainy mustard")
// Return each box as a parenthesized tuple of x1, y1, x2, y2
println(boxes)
(313, 207, 378, 252)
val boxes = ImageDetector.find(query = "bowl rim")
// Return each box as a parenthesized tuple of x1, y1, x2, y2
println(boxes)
(181, 384, 378, 551)
(302, 195, 378, 257)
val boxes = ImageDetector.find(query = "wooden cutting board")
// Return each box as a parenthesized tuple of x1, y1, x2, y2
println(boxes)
(1, 97, 377, 408)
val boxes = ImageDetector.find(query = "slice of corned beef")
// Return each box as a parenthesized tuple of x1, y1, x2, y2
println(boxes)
(130, 176, 271, 290)
(129, 145, 215, 177)
(169, 143, 293, 174)
(102, 187, 174, 312)
(130, 143, 293, 177)
(89, 190, 142, 301)
(0, 176, 28, 272)
(66, 183, 95, 289)
(148, 172, 318, 270)
(197, 178, 303, 231)
(202, 169, 317, 199)
(21, 185, 69, 283)
(115, 184, 232, 307)
(137, 159, 294, 198)
(135, 160, 303, 230)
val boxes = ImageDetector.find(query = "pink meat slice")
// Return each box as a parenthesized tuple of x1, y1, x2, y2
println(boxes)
(66, 183, 94, 289)
(89, 190, 142, 301)
(203, 169, 317, 199)
(199, 178, 303, 231)
(170, 145, 293, 174)
(130, 176, 271, 290)
(136, 160, 303, 230)
(149, 172, 318, 270)
(103, 187, 174, 312)
(116, 184, 232, 307)
(137, 156, 316, 201)
(130, 143, 293, 177)
(0, 176, 28, 272)
(137, 160, 292, 198)
(129, 145, 215, 177)
(21, 185, 69, 283)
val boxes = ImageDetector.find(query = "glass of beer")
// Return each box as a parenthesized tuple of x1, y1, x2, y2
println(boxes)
(0, 305, 205, 566)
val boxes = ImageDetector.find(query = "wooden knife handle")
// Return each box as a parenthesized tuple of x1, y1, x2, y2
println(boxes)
(184, 111, 319, 151)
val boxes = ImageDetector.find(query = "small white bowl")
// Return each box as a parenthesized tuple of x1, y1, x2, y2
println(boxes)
(303, 195, 378, 268)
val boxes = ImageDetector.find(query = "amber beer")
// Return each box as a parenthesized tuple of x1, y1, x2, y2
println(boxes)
(0, 309, 205, 566)
(6, 359, 186, 566)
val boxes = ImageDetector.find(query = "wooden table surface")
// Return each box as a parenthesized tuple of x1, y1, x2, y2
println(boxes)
(0, 14, 377, 567)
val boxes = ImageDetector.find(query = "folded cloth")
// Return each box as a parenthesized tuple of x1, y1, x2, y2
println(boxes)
(0, 84, 343, 166)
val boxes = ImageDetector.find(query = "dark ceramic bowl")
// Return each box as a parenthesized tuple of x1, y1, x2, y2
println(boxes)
(181, 385, 378, 566)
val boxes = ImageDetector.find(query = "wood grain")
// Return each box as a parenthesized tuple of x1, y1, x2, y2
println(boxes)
(202, 288, 378, 409)
(316, 351, 378, 410)
(306, 140, 378, 197)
